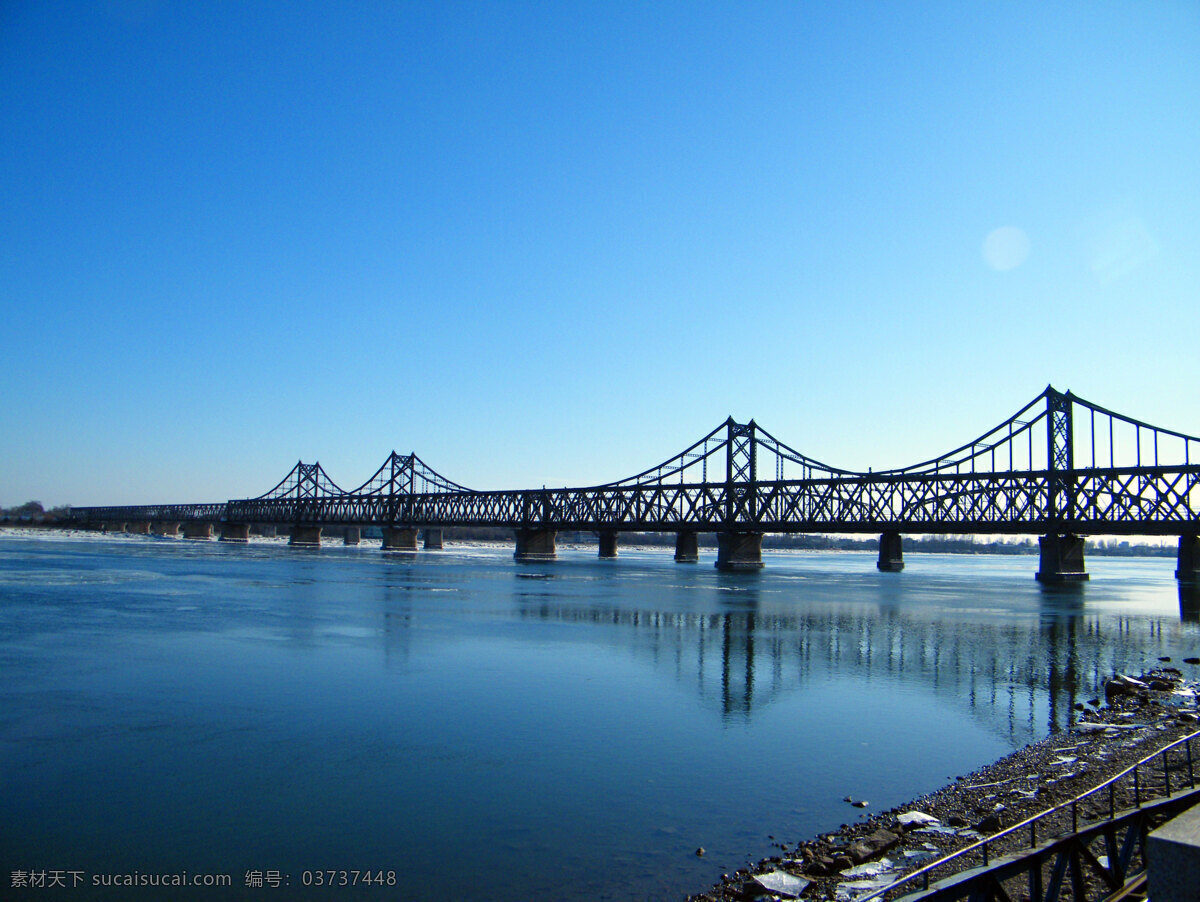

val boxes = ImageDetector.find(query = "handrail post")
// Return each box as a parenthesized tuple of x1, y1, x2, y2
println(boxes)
(1072, 799, 1078, 833)
(1165, 748, 1172, 795)
(1189, 737, 1195, 787)
(1134, 767, 1141, 807)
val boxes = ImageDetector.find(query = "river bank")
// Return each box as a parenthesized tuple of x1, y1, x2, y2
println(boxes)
(688, 661, 1200, 901)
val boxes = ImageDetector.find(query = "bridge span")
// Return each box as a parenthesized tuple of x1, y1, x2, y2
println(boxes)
(69, 387, 1200, 581)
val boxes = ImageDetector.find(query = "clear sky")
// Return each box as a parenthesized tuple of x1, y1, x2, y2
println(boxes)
(2, 1, 1198, 507)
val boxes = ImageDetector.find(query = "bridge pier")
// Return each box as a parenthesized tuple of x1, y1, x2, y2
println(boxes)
(1036, 533, 1089, 582)
(381, 527, 418, 551)
(597, 530, 618, 558)
(715, 531, 763, 571)
(219, 522, 250, 543)
(289, 525, 322, 547)
(423, 528, 443, 550)
(514, 528, 556, 562)
(344, 527, 361, 546)
(674, 530, 699, 563)
(182, 522, 213, 540)
(1177, 534, 1200, 582)
(153, 521, 180, 536)
(877, 531, 904, 572)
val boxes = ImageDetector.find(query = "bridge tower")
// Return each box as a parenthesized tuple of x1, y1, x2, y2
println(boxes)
(716, 418, 763, 570)
(1038, 388, 1088, 582)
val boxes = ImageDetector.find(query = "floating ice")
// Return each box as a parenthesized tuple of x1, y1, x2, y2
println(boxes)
(751, 870, 811, 898)
(896, 811, 939, 827)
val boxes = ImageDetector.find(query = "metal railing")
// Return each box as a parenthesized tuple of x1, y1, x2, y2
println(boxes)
(860, 726, 1200, 900)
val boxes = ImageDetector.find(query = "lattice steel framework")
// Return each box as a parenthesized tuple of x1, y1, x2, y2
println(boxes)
(70, 386, 1200, 537)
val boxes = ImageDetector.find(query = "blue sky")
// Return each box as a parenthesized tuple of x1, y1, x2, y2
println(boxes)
(2, 1, 1198, 506)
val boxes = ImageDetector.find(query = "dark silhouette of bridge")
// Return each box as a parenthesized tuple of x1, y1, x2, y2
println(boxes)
(69, 386, 1200, 581)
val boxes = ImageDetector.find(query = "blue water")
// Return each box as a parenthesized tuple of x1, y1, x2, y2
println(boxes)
(2, 531, 1198, 900)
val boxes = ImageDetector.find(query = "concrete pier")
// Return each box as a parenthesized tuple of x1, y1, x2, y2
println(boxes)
(127, 521, 150, 535)
(877, 531, 904, 572)
(715, 531, 764, 571)
(597, 530, 618, 558)
(381, 526, 418, 551)
(1148, 801, 1200, 901)
(344, 527, 361, 546)
(674, 530, 699, 563)
(182, 522, 213, 540)
(423, 528, 443, 550)
(1177, 534, 1200, 582)
(220, 522, 250, 542)
(289, 525, 322, 547)
(153, 521, 180, 536)
(1036, 533, 1089, 582)
(514, 528, 557, 561)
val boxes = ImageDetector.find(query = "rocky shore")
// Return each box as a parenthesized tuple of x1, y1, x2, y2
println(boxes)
(688, 660, 1200, 902)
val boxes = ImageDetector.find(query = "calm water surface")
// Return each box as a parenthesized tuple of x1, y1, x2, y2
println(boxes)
(2, 531, 1198, 900)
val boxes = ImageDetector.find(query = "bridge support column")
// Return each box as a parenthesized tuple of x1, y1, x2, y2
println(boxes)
(381, 527, 418, 551)
(674, 530, 699, 563)
(423, 528, 443, 550)
(289, 525, 322, 547)
(127, 521, 150, 535)
(1177, 534, 1200, 582)
(514, 528, 556, 562)
(182, 522, 213, 540)
(1036, 533, 1089, 582)
(597, 530, 618, 559)
(715, 531, 763, 571)
(877, 531, 904, 572)
(220, 522, 250, 543)
(153, 521, 180, 536)
(344, 527, 361, 546)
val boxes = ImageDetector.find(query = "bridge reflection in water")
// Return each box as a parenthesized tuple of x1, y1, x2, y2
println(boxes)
(454, 578, 1200, 748)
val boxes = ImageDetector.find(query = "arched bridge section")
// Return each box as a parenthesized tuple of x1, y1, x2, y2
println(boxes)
(69, 386, 1200, 579)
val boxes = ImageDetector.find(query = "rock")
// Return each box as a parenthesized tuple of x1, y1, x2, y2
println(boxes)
(843, 796, 854, 803)
(947, 814, 968, 827)
(852, 800, 869, 808)
(811, 855, 837, 875)
(696, 848, 705, 857)
(895, 811, 939, 828)
(1149, 680, 1173, 692)
(1160, 656, 1172, 662)
(1087, 698, 1100, 707)
(847, 829, 900, 864)
(832, 855, 853, 871)
(1179, 713, 1197, 722)
(1184, 657, 1200, 665)
(1105, 675, 1148, 702)
(973, 813, 1002, 834)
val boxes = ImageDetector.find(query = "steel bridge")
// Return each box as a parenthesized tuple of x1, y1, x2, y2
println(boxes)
(68, 386, 1200, 579)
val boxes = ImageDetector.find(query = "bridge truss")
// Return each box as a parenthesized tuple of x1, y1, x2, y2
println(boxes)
(71, 386, 1200, 539)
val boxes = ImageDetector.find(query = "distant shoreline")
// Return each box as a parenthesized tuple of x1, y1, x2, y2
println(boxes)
(0, 523, 1177, 557)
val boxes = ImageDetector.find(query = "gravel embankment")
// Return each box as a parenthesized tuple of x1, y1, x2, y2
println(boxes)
(688, 661, 1200, 902)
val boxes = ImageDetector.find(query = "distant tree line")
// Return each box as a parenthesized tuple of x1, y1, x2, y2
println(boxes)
(0, 501, 71, 524)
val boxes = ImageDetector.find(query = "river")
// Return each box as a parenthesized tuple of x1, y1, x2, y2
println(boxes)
(1, 530, 1197, 900)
